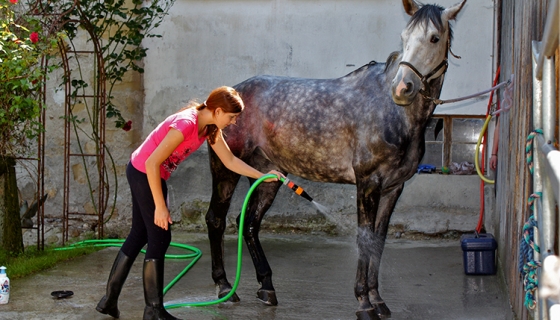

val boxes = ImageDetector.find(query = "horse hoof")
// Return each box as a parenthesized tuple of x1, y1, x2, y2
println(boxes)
(256, 289, 278, 306)
(218, 290, 240, 302)
(356, 309, 382, 320)
(373, 303, 391, 318)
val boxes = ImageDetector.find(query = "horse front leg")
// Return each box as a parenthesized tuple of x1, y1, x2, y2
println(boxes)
(206, 151, 241, 302)
(355, 182, 404, 320)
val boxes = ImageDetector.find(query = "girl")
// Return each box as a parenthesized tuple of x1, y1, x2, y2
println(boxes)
(96, 86, 283, 320)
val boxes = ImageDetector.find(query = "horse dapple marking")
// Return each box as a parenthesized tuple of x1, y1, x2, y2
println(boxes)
(205, 1, 467, 319)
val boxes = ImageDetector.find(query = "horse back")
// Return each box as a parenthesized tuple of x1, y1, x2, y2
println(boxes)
(226, 63, 427, 185)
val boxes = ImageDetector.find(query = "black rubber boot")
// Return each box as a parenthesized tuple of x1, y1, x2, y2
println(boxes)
(96, 250, 134, 318)
(143, 259, 182, 320)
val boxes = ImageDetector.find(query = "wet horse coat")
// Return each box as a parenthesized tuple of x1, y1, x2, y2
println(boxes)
(205, 1, 467, 319)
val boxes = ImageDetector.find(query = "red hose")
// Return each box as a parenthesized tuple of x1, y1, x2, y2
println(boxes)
(476, 66, 501, 233)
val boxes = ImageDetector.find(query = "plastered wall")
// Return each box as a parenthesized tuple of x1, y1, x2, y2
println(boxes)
(23, 0, 495, 243)
(143, 0, 494, 235)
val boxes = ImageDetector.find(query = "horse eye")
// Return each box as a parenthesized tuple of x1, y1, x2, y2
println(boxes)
(430, 35, 440, 43)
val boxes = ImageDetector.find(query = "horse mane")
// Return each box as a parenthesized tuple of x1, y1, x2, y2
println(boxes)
(408, 2, 454, 47)
(341, 51, 400, 78)
(341, 60, 378, 78)
(384, 51, 400, 73)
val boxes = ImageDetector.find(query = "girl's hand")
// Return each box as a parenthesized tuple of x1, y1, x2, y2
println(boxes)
(263, 170, 285, 182)
(154, 206, 172, 230)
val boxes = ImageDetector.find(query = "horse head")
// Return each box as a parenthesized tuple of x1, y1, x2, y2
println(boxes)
(391, 0, 466, 106)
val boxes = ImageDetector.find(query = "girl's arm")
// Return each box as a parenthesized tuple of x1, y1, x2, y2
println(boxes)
(210, 131, 283, 181)
(145, 128, 184, 230)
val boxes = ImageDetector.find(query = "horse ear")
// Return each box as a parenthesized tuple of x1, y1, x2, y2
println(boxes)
(402, 0, 420, 16)
(442, 0, 467, 21)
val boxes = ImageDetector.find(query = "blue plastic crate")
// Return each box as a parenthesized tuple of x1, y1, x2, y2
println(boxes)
(460, 233, 497, 275)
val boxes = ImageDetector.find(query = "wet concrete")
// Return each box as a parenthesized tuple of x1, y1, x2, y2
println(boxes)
(1, 232, 515, 320)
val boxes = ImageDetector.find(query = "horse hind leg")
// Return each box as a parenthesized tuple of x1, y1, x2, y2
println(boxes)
(206, 148, 241, 302)
(241, 178, 283, 306)
(240, 151, 284, 306)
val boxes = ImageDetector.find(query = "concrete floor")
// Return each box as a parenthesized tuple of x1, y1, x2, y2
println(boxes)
(1, 232, 515, 320)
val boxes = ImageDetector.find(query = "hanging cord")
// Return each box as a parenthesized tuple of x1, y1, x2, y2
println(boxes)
(519, 131, 544, 311)
(525, 129, 544, 174)
(519, 193, 542, 311)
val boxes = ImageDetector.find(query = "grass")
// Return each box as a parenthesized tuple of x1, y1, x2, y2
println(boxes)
(0, 244, 101, 280)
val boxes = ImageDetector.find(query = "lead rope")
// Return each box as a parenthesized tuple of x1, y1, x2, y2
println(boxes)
(428, 78, 512, 105)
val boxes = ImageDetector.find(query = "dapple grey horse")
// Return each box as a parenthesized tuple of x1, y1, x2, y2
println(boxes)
(205, 1, 467, 319)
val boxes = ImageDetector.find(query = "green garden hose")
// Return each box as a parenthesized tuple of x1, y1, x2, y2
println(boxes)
(165, 173, 281, 308)
(55, 173, 284, 309)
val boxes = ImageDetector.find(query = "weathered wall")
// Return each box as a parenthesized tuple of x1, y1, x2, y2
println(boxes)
(19, 0, 495, 245)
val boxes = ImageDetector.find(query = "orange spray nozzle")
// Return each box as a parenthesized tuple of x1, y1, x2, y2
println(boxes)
(283, 178, 314, 202)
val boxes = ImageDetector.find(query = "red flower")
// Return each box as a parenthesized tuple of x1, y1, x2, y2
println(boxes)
(29, 32, 39, 44)
(122, 120, 132, 131)
(9, 0, 17, 4)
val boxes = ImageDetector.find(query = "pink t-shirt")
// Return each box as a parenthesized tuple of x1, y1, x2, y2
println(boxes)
(131, 108, 206, 180)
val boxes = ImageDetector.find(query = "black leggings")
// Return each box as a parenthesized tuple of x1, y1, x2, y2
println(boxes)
(120, 162, 171, 260)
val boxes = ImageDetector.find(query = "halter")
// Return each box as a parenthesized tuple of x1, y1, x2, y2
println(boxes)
(397, 40, 453, 101)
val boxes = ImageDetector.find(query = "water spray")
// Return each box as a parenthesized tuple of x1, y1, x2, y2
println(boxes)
(281, 177, 330, 215)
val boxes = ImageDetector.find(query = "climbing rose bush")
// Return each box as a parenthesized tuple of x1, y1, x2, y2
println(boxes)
(0, 0, 61, 156)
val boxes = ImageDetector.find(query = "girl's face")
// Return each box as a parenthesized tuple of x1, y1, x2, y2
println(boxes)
(214, 108, 239, 129)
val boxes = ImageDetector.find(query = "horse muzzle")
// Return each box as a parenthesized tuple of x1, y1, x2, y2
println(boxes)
(391, 69, 422, 106)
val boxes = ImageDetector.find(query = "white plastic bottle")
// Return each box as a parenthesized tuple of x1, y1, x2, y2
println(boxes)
(0, 266, 9, 304)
